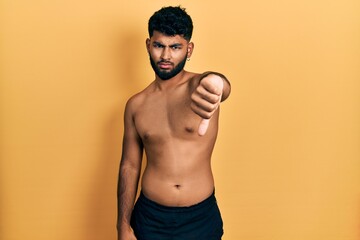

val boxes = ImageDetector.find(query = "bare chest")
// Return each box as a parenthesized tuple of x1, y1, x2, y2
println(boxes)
(135, 90, 200, 142)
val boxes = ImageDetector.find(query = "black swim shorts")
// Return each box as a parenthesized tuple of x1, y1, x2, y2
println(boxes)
(130, 191, 223, 240)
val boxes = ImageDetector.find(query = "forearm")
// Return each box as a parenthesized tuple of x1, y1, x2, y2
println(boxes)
(117, 164, 141, 230)
(200, 71, 231, 101)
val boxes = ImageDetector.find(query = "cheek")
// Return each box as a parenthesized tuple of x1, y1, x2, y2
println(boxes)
(174, 49, 187, 56)
(149, 49, 161, 58)
(174, 52, 188, 61)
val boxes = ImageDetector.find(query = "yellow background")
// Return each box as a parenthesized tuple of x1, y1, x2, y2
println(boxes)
(1, 0, 359, 239)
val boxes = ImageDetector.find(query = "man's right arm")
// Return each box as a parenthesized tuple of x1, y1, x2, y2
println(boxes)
(117, 98, 143, 240)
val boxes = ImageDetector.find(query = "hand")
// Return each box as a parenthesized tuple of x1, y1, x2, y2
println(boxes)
(191, 74, 224, 136)
(118, 225, 137, 240)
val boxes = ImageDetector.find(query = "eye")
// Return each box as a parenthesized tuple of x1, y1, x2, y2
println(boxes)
(171, 46, 181, 50)
(153, 43, 164, 48)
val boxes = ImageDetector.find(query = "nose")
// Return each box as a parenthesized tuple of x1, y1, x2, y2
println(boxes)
(161, 47, 171, 60)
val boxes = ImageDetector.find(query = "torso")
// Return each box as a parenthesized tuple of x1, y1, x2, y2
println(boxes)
(131, 72, 219, 207)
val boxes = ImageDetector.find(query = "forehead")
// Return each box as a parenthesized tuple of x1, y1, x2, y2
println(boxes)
(150, 31, 188, 45)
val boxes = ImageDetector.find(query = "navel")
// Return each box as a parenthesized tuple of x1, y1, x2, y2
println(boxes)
(143, 132, 150, 140)
(174, 184, 181, 189)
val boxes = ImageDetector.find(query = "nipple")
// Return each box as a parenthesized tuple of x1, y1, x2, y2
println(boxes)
(185, 126, 194, 133)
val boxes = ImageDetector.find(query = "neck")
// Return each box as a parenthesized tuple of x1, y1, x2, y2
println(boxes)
(155, 70, 188, 90)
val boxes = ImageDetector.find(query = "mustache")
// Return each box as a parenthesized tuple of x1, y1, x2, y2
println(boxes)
(157, 60, 173, 64)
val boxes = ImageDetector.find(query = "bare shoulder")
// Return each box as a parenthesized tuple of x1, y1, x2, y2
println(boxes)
(187, 72, 202, 90)
(125, 82, 155, 114)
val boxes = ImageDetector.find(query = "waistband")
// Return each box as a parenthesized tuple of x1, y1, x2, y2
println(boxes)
(137, 190, 216, 213)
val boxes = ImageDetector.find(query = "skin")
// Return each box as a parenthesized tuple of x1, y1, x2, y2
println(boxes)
(117, 31, 231, 240)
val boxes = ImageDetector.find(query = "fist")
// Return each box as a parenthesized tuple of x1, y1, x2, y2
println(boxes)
(190, 74, 224, 136)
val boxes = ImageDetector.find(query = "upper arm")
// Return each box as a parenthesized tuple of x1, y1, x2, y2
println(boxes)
(120, 98, 143, 170)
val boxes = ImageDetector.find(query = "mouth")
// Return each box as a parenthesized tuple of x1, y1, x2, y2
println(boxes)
(158, 62, 173, 70)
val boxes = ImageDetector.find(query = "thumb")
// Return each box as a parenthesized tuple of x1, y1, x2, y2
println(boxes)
(198, 118, 210, 136)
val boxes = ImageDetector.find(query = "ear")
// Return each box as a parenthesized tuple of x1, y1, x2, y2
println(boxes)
(146, 38, 150, 53)
(187, 42, 194, 58)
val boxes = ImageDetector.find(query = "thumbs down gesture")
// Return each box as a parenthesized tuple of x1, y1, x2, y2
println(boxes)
(190, 74, 224, 136)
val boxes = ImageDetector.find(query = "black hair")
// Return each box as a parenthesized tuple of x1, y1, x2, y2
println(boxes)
(148, 6, 193, 41)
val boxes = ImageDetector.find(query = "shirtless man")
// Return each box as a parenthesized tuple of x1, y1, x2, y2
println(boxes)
(117, 6, 231, 240)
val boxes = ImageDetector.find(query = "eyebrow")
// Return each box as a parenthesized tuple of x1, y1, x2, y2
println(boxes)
(153, 41, 183, 47)
(170, 43, 183, 48)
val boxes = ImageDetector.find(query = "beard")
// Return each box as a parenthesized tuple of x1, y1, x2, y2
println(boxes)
(149, 54, 188, 80)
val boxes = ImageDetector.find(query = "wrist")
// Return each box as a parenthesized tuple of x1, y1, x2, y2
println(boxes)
(200, 71, 224, 82)
(117, 219, 131, 230)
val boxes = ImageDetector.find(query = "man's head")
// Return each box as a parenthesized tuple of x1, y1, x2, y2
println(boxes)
(148, 6, 193, 41)
(146, 6, 194, 80)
